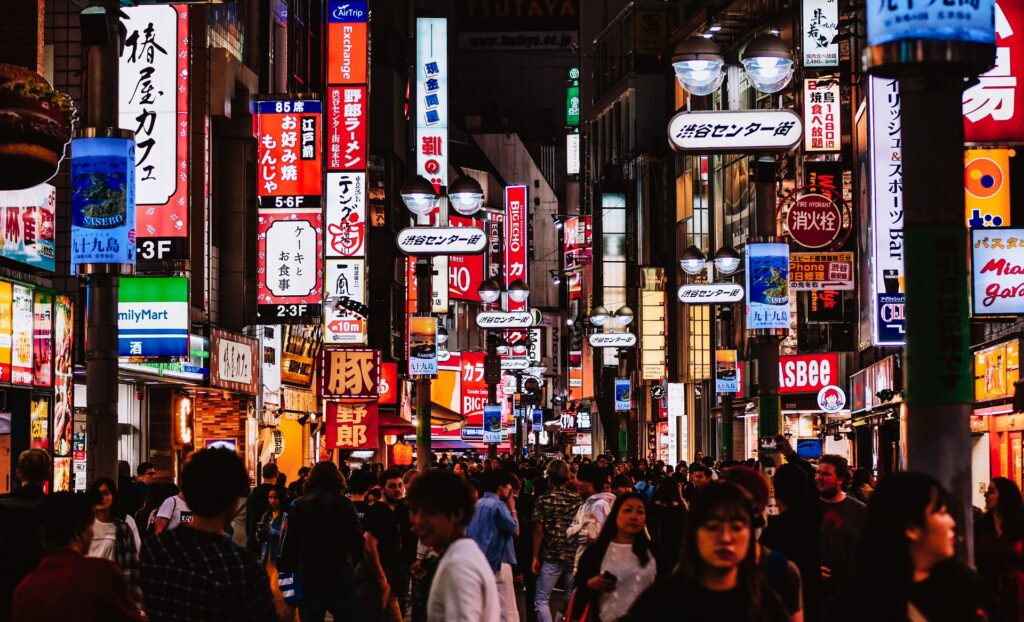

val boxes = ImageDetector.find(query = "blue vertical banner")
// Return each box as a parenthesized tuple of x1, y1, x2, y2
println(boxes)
(483, 405, 502, 443)
(746, 243, 790, 331)
(532, 406, 542, 432)
(614, 378, 631, 412)
(70, 136, 136, 269)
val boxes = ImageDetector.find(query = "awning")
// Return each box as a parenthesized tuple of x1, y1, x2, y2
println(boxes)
(378, 413, 415, 434)
(430, 402, 461, 424)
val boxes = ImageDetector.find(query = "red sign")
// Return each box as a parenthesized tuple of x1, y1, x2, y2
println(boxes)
(325, 172, 366, 258)
(779, 353, 840, 394)
(320, 348, 380, 399)
(964, 0, 1023, 143)
(449, 216, 484, 301)
(257, 211, 323, 306)
(326, 86, 367, 171)
(379, 362, 398, 405)
(325, 401, 378, 449)
(785, 192, 842, 249)
(461, 351, 488, 425)
(504, 186, 528, 312)
(327, 22, 368, 86)
(254, 100, 323, 198)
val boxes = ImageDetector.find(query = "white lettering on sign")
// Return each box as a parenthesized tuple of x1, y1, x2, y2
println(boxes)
(778, 353, 839, 393)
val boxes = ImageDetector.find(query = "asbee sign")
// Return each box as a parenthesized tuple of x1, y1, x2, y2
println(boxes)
(778, 353, 840, 394)
(588, 333, 637, 348)
(677, 283, 744, 304)
(668, 110, 803, 153)
(397, 227, 487, 255)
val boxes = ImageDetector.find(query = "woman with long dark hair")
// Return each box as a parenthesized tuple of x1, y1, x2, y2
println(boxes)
(568, 492, 662, 621)
(841, 472, 995, 621)
(975, 476, 1024, 619)
(645, 477, 688, 569)
(625, 481, 788, 622)
(85, 477, 144, 609)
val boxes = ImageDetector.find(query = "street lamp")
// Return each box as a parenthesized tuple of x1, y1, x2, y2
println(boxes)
(740, 34, 795, 94)
(671, 36, 726, 96)
(507, 279, 530, 303)
(680, 245, 708, 276)
(478, 278, 501, 304)
(400, 174, 438, 216)
(589, 305, 609, 327)
(713, 245, 741, 275)
(436, 325, 449, 345)
(448, 175, 485, 216)
(614, 306, 635, 327)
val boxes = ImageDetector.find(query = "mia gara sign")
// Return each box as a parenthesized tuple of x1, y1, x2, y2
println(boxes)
(972, 229, 1024, 316)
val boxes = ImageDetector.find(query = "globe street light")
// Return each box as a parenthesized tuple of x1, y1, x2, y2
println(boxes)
(614, 306, 635, 327)
(436, 325, 449, 345)
(448, 175, 485, 216)
(741, 34, 795, 94)
(680, 245, 708, 275)
(589, 305, 609, 327)
(672, 36, 726, 96)
(713, 245, 741, 275)
(400, 174, 438, 216)
(478, 278, 501, 304)
(507, 278, 530, 303)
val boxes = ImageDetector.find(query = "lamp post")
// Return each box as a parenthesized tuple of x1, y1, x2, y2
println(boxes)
(401, 174, 485, 471)
(589, 304, 635, 461)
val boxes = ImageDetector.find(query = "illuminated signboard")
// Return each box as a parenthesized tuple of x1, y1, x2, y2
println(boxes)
(0, 184, 56, 271)
(320, 347, 379, 399)
(323, 259, 367, 344)
(504, 185, 528, 312)
(416, 18, 449, 190)
(975, 340, 1020, 402)
(326, 86, 367, 171)
(449, 215, 484, 301)
(326, 1, 368, 85)
(804, 79, 841, 152)
(745, 242, 790, 331)
(867, 0, 994, 47)
(257, 210, 323, 322)
(253, 99, 323, 206)
(803, 0, 839, 67)
(972, 228, 1024, 316)
(118, 277, 189, 358)
(70, 136, 136, 269)
(965, 148, 1012, 228)
(964, 1, 1023, 144)
(325, 172, 367, 258)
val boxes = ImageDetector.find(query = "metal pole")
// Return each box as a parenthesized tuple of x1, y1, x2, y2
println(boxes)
(616, 350, 628, 462)
(415, 257, 433, 471)
(753, 156, 782, 462)
(486, 335, 498, 459)
(720, 306, 734, 460)
(83, 1, 123, 484)
(899, 73, 973, 559)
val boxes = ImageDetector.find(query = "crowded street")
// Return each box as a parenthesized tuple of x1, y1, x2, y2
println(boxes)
(0, 0, 1019, 620)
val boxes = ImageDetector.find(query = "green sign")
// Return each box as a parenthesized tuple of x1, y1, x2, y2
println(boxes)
(566, 67, 580, 127)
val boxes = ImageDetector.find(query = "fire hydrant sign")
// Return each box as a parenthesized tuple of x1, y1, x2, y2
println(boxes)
(972, 229, 1024, 316)
(325, 401, 378, 449)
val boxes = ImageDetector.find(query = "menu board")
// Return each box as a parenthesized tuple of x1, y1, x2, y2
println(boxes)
(11, 285, 33, 385)
(33, 292, 52, 387)
(53, 296, 73, 457)
(0, 283, 12, 384)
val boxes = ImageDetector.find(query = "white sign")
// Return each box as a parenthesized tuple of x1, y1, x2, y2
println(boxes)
(677, 283, 745, 304)
(503, 385, 516, 395)
(325, 172, 366, 258)
(431, 255, 449, 314)
(416, 18, 448, 189)
(972, 228, 1024, 315)
(265, 218, 318, 298)
(817, 385, 847, 413)
(476, 311, 533, 328)
(803, 0, 839, 67)
(667, 383, 686, 463)
(261, 326, 281, 408)
(528, 328, 542, 362)
(869, 77, 906, 346)
(804, 79, 841, 152)
(437, 349, 451, 362)
(588, 333, 638, 348)
(324, 259, 367, 344)
(500, 357, 530, 370)
(397, 227, 487, 254)
(566, 132, 580, 175)
(218, 338, 254, 385)
(668, 110, 803, 153)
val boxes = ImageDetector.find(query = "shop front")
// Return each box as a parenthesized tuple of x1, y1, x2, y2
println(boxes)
(848, 354, 904, 478)
(205, 328, 259, 483)
(972, 338, 1021, 504)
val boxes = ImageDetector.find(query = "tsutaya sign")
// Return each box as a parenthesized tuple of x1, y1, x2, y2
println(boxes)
(476, 311, 533, 329)
(588, 333, 637, 348)
(677, 283, 745, 304)
(667, 110, 803, 153)
(397, 227, 487, 255)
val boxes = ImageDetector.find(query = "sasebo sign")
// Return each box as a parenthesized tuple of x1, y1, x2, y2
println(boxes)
(588, 333, 637, 348)
(668, 110, 803, 153)
(677, 283, 745, 304)
(397, 227, 486, 255)
(500, 357, 530, 370)
(476, 311, 533, 328)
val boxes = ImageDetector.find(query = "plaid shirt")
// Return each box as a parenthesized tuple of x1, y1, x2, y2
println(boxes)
(531, 486, 581, 567)
(140, 526, 277, 622)
(112, 518, 143, 608)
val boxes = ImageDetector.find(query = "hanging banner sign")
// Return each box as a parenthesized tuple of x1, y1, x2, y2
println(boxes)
(253, 99, 323, 205)
(461, 351, 487, 421)
(325, 172, 367, 258)
(408, 317, 438, 376)
(971, 228, 1024, 316)
(0, 184, 56, 271)
(397, 227, 487, 255)
(803, 79, 841, 152)
(320, 347, 380, 399)
(965, 148, 1012, 228)
(803, 0, 839, 67)
(70, 136, 136, 269)
(677, 283, 745, 304)
(716, 350, 739, 393)
(449, 215, 485, 301)
(964, 1, 1023, 144)
(817, 385, 847, 413)
(120, 5, 190, 247)
(668, 110, 803, 153)
(257, 210, 323, 322)
(500, 357, 530, 370)
(789, 252, 855, 290)
(416, 18, 449, 190)
(325, 401, 378, 449)
(745, 243, 790, 331)
(118, 277, 189, 358)
(323, 259, 367, 344)
(476, 311, 533, 328)
(11, 285, 32, 386)
(326, 86, 367, 171)
(588, 333, 637, 348)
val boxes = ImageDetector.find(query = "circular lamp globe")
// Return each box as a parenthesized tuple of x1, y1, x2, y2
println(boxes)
(614, 306, 635, 327)
(671, 37, 726, 96)
(448, 176, 484, 216)
(713, 246, 741, 275)
(507, 279, 530, 303)
(478, 278, 502, 304)
(589, 305, 609, 327)
(680, 245, 708, 275)
(436, 325, 449, 345)
(400, 175, 438, 216)
(741, 34, 794, 94)
(512, 343, 528, 356)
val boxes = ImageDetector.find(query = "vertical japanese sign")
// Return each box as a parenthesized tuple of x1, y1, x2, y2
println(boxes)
(486, 219, 503, 282)
(449, 215, 484, 301)
(326, 86, 367, 171)
(33, 291, 52, 387)
(416, 18, 449, 191)
(253, 99, 323, 206)
(325, 172, 367, 258)
(868, 77, 906, 346)
(323, 259, 367, 344)
(53, 295, 73, 461)
(965, 148, 1012, 228)
(11, 285, 33, 386)
(325, 402, 378, 449)
(326, 1, 368, 85)
(120, 5, 189, 254)
(802, 0, 839, 67)
(408, 316, 438, 376)
(504, 185, 528, 311)
(0, 283, 11, 384)
(963, 0, 1023, 143)
(804, 79, 840, 152)
(256, 211, 323, 322)
(70, 137, 136, 269)
(566, 67, 581, 126)
(745, 242, 790, 331)
(320, 347, 379, 399)
(461, 351, 487, 423)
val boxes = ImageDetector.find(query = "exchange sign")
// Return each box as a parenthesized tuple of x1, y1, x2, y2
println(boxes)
(397, 227, 487, 255)
(667, 110, 803, 153)
(677, 283, 745, 304)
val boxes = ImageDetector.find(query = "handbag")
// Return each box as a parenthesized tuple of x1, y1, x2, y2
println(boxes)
(564, 587, 591, 622)
(278, 571, 303, 604)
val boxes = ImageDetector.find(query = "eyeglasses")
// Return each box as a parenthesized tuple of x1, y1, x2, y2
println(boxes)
(145, 471, 156, 476)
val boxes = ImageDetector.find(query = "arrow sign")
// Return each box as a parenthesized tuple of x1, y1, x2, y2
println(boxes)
(677, 283, 745, 304)
(588, 333, 638, 348)
(397, 227, 487, 255)
(501, 357, 530, 370)
(476, 311, 533, 328)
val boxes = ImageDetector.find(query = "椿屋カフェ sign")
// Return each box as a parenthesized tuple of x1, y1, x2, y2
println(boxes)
(668, 110, 803, 153)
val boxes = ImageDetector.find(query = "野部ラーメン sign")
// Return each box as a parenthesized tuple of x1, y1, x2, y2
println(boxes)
(667, 110, 803, 153)
(325, 401, 378, 449)
(972, 229, 1024, 316)
(320, 347, 380, 399)
(210, 328, 259, 395)
(118, 277, 188, 358)
(326, 86, 367, 171)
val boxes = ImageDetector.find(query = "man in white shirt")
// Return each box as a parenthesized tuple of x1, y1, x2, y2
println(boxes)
(153, 492, 193, 534)
(566, 463, 614, 572)
(407, 469, 500, 622)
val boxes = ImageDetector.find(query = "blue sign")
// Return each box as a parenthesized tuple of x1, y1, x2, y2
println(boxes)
(532, 407, 542, 432)
(118, 277, 189, 358)
(614, 378, 631, 412)
(71, 137, 136, 269)
(483, 405, 502, 443)
(867, 0, 995, 47)
(876, 293, 906, 344)
(746, 243, 790, 330)
(252, 100, 322, 115)
(328, 0, 368, 22)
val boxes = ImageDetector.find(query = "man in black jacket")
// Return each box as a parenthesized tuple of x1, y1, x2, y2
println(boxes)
(0, 448, 50, 622)
(246, 462, 279, 552)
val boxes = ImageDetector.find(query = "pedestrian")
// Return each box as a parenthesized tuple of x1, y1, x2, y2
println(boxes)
(512, 471, 540, 622)
(278, 461, 363, 622)
(357, 468, 408, 622)
(153, 487, 193, 534)
(848, 468, 875, 505)
(86, 477, 143, 608)
(684, 464, 712, 504)
(139, 448, 277, 621)
(838, 472, 996, 622)
(467, 468, 521, 622)
(645, 477, 688, 570)
(247, 462, 280, 552)
(135, 482, 178, 537)
(624, 481, 789, 622)
(12, 492, 144, 622)
(531, 459, 580, 622)
(0, 448, 50, 622)
(134, 461, 157, 506)
(407, 469, 501, 622)
(568, 463, 616, 573)
(348, 468, 374, 528)
(256, 485, 297, 621)
(611, 474, 634, 496)
(116, 460, 143, 519)
(975, 477, 1024, 619)
(814, 454, 865, 619)
(568, 492, 662, 621)
(288, 466, 310, 500)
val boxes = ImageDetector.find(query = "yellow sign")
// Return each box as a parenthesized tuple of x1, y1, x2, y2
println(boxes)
(966, 148, 1014, 228)
(974, 340, 1020, 402)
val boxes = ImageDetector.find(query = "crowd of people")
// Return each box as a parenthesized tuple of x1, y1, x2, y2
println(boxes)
(0, 438, 1022, 621)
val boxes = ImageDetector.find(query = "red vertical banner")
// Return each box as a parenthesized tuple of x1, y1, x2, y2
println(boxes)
(449, 215, 484, 301)
(504, 185, 528, 311)
(461, 351, 487, 426)
(325, 401, 378, 449)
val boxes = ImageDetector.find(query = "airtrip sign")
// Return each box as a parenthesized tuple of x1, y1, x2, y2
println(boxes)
(778, 353, 840, 394)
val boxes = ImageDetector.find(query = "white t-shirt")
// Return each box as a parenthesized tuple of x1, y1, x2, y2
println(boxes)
(427, 538, 501, 622)
(598, 542, 658, 622)
(156, 495, 194, 530)
(87, 519, 118, 562)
